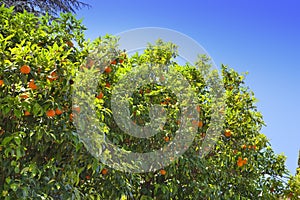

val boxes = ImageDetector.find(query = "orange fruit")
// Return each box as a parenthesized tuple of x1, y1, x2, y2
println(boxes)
(242, 144, 247, 150)
(20, 65, 31, 74)
(47, 71, 58, 82)
(46, 109, 56, 117)
(242, 158, 248, 165)
(104, 66, 112, 73)
(24, 111, 30, 116)
(160, 101, 167, 105)
(28, 79, 38, 90)
(85, 175, 91, 180)
(237, 157, 244, 167)
(96, 92, 104, 99)
(196, 105, 201, 113)
(160, 169, 166, 175)
(252, 145, 257, 150)
(55, 108, 63, 115)
(69, 113, 74, 121)
(20, 94, 29, 99)
(0, 79, 4, 86)
(237, 157, 247, 167)
(73, 106, 81, 113)
(110, 60, 117, 65)
(101, 168, 108, 175)
(224, 129, 231, 137)
(198, 121, 203, 128)
(164, 136, 170, 142)
(105, 82, 111, 88)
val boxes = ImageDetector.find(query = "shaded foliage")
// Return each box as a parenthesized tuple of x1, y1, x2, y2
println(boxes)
(0, 0, 90, 16)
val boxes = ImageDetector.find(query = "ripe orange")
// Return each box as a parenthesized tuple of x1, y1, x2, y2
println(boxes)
(46, 109, 56, 117)
(24, 111, 30, 116)
(160, 169, 166, 175)
(164, 136, 170, 142)
(28, 79, 38, 90)
(47, 71, 58, 82)
(55, 108, 63, 115)
(69, 113, 74, 121)
(85, 175, 91, 180)
(237, 157, 247, 167)
(96, 92, 104, 99)
(20, 94, 29, 99)
(104, 66, 112, 73)
(0, 79, 4, 86)
(242, 144, 247, 150)
(237, 157, 244, 167)
(20, 65, 31, 74)
(243, 158, 248, 165)
(73, 106, 81, 113)
(224, 129, 232, 137)
(105, 82, 111, 88)
(198, 121, 203, 128)
(101, 168, 108, 175)
(196, 105, 201, 113)
(110, 60, 117, 65)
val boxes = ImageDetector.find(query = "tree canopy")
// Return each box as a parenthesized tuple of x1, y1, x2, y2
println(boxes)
(0, 0, 90, 16)
(0, 5, 298, 199)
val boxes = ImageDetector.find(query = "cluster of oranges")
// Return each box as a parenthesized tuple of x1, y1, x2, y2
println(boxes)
(18, 64, 70, 119)
(46, 108, 63, 118)
(242, 144, 257, 150)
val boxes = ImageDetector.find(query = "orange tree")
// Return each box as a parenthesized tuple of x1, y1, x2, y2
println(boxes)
(0, 5, 293, 199)
(287, 151, 300, 199)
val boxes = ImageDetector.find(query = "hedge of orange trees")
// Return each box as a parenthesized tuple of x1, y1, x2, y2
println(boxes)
(0, 5, 297, 199)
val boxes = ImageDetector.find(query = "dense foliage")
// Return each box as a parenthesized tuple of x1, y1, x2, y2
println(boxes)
(0, 6, 297, 199)
(0, 0, 90, 16)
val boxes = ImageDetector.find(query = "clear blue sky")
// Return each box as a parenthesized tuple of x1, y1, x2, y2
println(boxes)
(76, 0, 300, 174)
